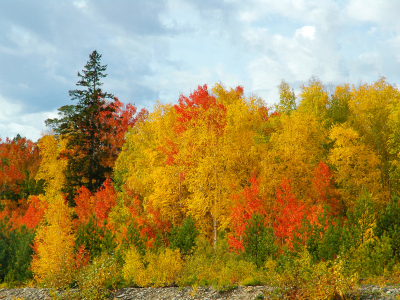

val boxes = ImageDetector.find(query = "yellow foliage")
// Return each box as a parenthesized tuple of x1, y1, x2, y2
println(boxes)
(260, 110, 326, 207)
(275, 80, 297, 114)
(35, 133, 68, 197)
(264, 251, 358, 300)
(114, 84, 266, 246)
(31, 193, 75, 288)
(328, 124, 383, 208)
(122, 246, 147, 286)
(348, 77, 400, 198)
(77, 254, 119, 300)
(298, 77, 329, 120)
(123, 247, 184, 287)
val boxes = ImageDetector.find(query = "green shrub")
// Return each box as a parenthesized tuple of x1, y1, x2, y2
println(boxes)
(242, 213, 278, 268)
(75, 217, 117, 259)
(77, 253, 121, 300)
(0, 219, 35, 286)
(169, 217, 199, 256)
(375, 196, 400, 259)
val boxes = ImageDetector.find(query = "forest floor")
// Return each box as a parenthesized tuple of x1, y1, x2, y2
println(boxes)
(1, 284, 400, 300)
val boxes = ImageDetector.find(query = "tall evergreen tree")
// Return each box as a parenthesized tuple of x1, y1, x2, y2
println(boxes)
(46, 50, 116, 204)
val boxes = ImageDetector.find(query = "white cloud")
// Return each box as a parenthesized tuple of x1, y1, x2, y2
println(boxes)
(0, 94, 57, 141)
(73, 0, 87, 10)
(0, 95, 21, 119)
(295, 26, 316, 40)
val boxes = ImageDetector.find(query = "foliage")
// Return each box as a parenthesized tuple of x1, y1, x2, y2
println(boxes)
(229, 175, 266, 252)
(77, 253, 120, 300)
(0, 135, 43, 202)
(242, 213, 277, 268)
(169, 216, 199, 256)
(375, 196, 400, 259)
(4, 75, 400, 292)
(30, 193, 75, 288)
(123, 246, 184, 287)
(0, 219, 35, 285)
(45, 51, 144, 204)
(75, 216, 116, 259)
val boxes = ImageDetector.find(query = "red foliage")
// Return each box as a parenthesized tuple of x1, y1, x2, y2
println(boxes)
(273, 178, 307, 247)
(120, 187, 170, 248)
(74, 186, 95, 225)
(94, 178, 117, 222)
(273, 178, 328, 248)
(0, 198, 32, 230)
(173, 84, 227, 134)
(22, 196, 47, 229)
(98, 98, 148, 154)
(158, 139, 179, 166)
(228, 175, 267, 252)
(0, 136, 40, 197)
(75, 245, 90, 270)
(312, 161, 341, 214)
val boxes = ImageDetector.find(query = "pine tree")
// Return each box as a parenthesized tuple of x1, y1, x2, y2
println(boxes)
(46, 50, 116, 203)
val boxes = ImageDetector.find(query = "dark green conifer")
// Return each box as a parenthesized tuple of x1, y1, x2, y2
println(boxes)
(46, 50, 116, 204)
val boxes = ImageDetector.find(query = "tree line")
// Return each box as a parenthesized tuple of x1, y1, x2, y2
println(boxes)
(1, 50, 400, 298)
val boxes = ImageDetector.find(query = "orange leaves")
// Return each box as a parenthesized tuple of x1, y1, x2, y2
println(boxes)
(273, 178, 307, 247)
(273, 178, 328, 248)
(312, 161, 341, 214)
(74, 178, 117, 225)
(22, 196, 47, 229)
(229, 175, 266, 252)
(158, 139, 179, 166)
(94, 178, 117, 222)
(74, 186, 95, 225)
(173, 84, 227, 134)
(97, 98, 148, 162)
(0, 136, 40, 198)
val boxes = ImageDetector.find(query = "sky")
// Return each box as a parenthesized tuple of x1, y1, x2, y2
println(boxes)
(1, 0, 400, 142)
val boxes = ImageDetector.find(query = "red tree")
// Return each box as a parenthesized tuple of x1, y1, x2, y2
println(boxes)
(228, 175, 267, 252)
(273, 178, 307, 247)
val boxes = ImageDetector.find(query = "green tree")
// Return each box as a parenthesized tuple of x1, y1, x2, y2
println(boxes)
(169, 217, 199, 256)
(46, 50, 115, 203)
(243, 213, 277, 268)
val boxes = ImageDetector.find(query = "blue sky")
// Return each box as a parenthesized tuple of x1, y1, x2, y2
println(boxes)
(1, 0, 400, 141)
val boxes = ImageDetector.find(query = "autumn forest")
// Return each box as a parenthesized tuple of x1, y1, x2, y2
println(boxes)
(1, 51, 400, 299)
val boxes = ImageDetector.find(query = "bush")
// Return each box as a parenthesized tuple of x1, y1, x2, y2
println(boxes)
(242, 213, 278, 268)
(169, 217, 199, 257)
(375, 196, 400, 259)
(122, 246, 147, 286)
(4, 226, 35, 285)
(123, 247, 184, 287)
(75, 216, 117, 259)
(178, 235, 262, 288)
(77, 253, 120, 300)
(266, 249, 358, 300)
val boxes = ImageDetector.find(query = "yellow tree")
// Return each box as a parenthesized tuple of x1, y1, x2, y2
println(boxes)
(114, 83, 268, 248)
(328, 124, 382, 209)
(172, 84, 230, 248)
(31, 193, 75, 287)
(260, 110, 326, 208)
(31, 133, 75, 287)
(298, 77, 329, 122)
(35, 133, 68, 197)
(348, 77, 400, 199)
(275, 80, 297, 115)
(388, 102, 400, 193)
(178, 84, 267, 247)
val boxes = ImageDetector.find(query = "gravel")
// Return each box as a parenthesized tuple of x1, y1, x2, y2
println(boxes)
(1, 285, 399, 300)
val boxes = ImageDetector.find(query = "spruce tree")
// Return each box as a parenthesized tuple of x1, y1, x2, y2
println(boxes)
(46, 50, 116, 204)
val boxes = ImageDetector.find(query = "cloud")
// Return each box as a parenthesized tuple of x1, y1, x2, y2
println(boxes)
(0, 0, 400, 142)
(0, 94, 58, 141)
(295, 26, 316, 40)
